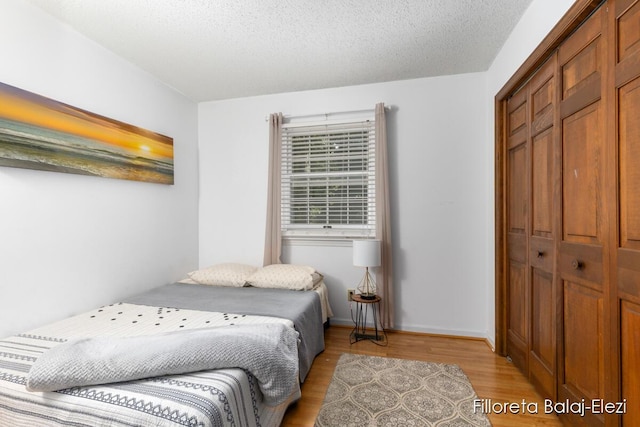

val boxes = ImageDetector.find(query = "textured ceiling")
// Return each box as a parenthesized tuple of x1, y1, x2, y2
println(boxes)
(27, 0, 534, 102)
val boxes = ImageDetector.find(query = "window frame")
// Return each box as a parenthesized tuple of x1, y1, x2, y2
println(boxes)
(280, 115, 376, 242)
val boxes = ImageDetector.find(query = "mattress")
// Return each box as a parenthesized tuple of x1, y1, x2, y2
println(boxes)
(176, 279, 334, 325)
(0, 283, 328, 426)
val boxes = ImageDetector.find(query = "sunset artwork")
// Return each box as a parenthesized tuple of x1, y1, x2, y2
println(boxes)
(0, 82, 174, 184)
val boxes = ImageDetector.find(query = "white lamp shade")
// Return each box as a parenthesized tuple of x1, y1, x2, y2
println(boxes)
(353, 240, 381, 267)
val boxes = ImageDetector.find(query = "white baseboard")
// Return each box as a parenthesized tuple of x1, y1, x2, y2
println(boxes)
(330, 317, 494, 350)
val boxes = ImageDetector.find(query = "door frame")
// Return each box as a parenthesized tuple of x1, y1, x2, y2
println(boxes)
(494, 0, 603, 356)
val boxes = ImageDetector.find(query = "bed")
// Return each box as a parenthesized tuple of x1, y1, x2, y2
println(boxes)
(0, 263, 332, 427)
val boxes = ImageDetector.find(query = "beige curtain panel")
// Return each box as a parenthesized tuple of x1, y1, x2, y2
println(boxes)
(375, 102, 394, 329)
(263, 112, 283, 266)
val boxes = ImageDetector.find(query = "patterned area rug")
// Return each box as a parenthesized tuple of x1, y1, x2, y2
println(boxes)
(315, 353, 491, 426)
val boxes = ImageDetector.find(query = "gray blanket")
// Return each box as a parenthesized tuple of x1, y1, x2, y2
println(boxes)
(124, 283, 325, 381)
(26, 323, 300, 406)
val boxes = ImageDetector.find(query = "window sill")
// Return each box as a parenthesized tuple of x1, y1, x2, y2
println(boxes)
(282, 237, 356, 247)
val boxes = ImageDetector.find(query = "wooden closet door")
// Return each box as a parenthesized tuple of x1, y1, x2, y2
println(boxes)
(528, 54, 558, 401)
(614, 0, 640, 424)
(506, 88, 529, 374)
(557, 5, 609, 426)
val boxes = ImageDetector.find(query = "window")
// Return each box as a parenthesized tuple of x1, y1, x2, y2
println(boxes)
(281, 117, 376, 240)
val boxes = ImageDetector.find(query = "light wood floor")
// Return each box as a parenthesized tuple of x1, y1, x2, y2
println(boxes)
(281, 325, 563, 426)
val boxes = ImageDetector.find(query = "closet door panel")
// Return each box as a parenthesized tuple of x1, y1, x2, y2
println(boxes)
(619, 78, 640, 251)
(507, 89, 529, 373)
(509, 97, 528, 139)
(531, 68, 555, 134)
(560, 13, 602, 96)
(507, 134, 528, 342)
(509, 143, 528, 234)
(508, 90, 528, 237)
(507, 146, 528, 370)
(530, 268, 555, 398)
(616, 0, 640, 64)
(559, 10, 603, 119)
(621, 300, 640, 427)
(616, 1, 640, 423)
(532, 129, 553, 237)
(619, 77, 640, 302)
(558, 6, 607, 425)
(563, 281, 604, 399)
(562, 102, 602, 244)
(619, 76, 640, 303)
(528, 54, 558, 401)
(508, 262, 528, 370)
(618, 250, 640, 297)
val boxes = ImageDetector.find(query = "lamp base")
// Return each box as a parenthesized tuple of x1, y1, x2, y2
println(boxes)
(356, 267, 377, 299)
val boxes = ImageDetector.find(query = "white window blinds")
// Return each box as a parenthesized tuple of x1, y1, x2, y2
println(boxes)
(281, 117, 376, 239)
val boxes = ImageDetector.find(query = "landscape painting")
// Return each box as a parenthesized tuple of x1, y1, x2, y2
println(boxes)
(0, 82, 174, 184)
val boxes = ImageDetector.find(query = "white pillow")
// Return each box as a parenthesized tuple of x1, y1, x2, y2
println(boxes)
(246, 264, 321, 291)
(187, 263, 257, 287)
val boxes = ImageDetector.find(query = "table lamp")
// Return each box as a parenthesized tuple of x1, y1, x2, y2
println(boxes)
(353, 239, 381, 300)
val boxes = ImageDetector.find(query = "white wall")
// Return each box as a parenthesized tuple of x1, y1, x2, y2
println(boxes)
(484, 0, 576, 347)
(199, 73, 491, 337)
(0, 0, 199, 338)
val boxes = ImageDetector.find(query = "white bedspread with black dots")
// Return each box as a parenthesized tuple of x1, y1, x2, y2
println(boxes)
(28, 302, 293, 339)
